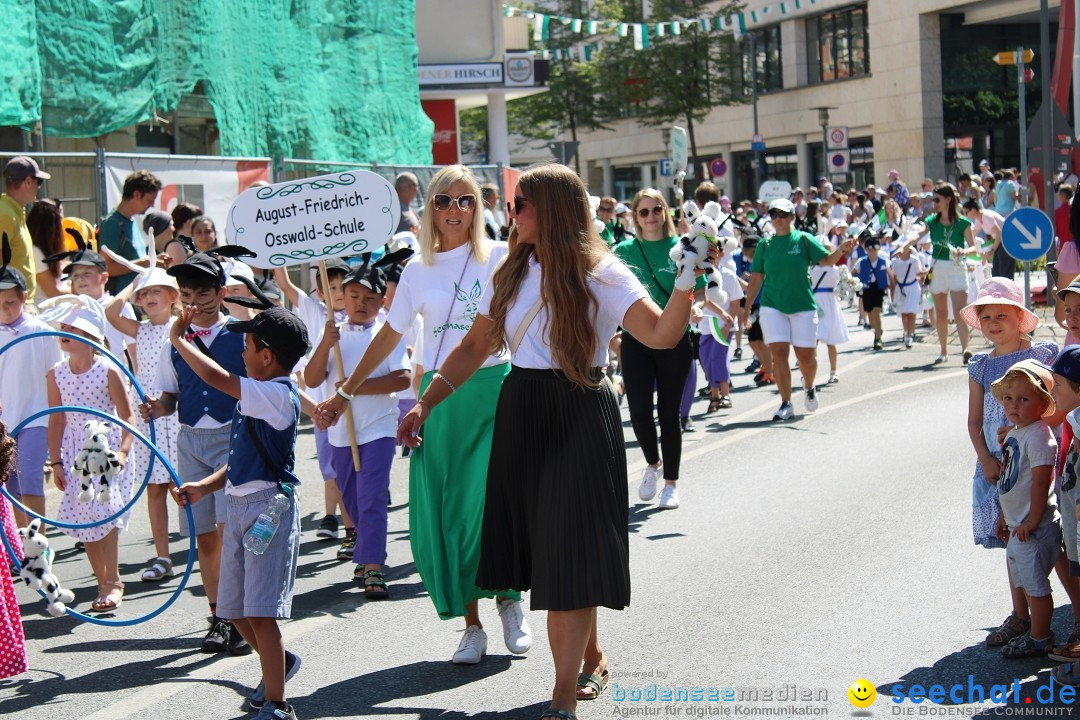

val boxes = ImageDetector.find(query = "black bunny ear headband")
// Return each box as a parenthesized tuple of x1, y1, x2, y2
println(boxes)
(342, 247, 415, 295)
(42, 227, 89, 266)
(222, 274, 276, 310)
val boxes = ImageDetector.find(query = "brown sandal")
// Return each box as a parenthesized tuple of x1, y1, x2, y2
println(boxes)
(986, 613, 1030, 646)
(91, 581, 124, 612)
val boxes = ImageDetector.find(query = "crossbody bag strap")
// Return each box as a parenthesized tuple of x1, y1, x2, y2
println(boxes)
(510, 296, 545, 355)
(811, 269, 827, 292)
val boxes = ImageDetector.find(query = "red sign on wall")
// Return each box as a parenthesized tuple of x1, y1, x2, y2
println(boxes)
(422, 99, 459, 165)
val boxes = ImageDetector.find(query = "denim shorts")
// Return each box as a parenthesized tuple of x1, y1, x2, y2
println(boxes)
(216, 487, 300, 620)
(1006, 519, 1062, 597)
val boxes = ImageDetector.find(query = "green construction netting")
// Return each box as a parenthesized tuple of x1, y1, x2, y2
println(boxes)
(1, 0, 433, 164)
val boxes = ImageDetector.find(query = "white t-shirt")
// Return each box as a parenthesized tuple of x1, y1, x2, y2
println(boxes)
(385, 241, 509, 371)
(477, 254, 648, 368)
(890, 255, 924, 286)
(226, 376, 296, 496)
(307, 321, 411, 447)
(97, 293, 137, 359)
(399, 315, 423, 401)
(293, 291, 346, 403)
(0, 313, 63, 428)
(704, 265, 745, 318)
(998, 420, 1059, 528)
(156, 314, 232, 429)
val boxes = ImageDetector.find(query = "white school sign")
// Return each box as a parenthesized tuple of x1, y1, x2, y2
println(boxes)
(225, 171, 400, 267)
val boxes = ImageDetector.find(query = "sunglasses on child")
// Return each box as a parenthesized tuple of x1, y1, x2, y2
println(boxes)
(637, 206, 665, 219)
(432, 194, 476, 212)
(768, 210, 793, 219)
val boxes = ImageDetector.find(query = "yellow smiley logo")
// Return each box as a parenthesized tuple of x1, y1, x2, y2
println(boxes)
(848, 678, 876, 708)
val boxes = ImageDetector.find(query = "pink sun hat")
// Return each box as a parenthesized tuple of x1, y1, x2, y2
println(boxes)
(959, 277, 1039, 334)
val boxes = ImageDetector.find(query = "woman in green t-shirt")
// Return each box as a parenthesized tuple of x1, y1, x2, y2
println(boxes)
(612, 189, 690, 510)
(925, 183, 976, 364)
(739, 199, 855, 422)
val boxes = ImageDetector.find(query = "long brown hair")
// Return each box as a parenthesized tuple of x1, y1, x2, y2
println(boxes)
(485, 164, 609, 388)
(27, 199, 64, 277)
(933, 183, 959, 223)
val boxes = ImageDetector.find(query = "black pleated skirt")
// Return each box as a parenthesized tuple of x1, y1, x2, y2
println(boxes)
(476, 366, 631, 611)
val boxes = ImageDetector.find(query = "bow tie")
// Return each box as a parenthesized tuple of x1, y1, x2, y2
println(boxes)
(184, 329, 212, 341)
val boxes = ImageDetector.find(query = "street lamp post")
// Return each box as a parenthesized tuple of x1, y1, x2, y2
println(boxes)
(812, 106, 836, 186)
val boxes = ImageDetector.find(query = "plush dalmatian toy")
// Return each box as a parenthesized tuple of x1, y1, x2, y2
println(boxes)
(669, 200, 727, 307)
(17, 518, 75, 617)
(72, 420, 121, 504)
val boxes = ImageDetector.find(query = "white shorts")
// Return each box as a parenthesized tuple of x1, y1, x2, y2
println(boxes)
(760, 307, 818, 348)
(929, 258, 967, 295)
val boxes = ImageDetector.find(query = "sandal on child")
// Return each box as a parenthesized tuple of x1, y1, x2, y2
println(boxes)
(1053, 662, 1080, 686)
(707, 398, 722, 414)
(357, 568, 389, 600)
(577, 668, 610, 700)
(539, 709, 576, 720)
(141, 557, 174, 582)
(718, 395, 732, 409)
(91, 581, 124, 612)
(986, 613, 1031, 646)
(1001, 632, 1052, 658)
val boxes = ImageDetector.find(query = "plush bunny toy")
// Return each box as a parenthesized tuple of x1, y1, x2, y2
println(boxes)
(18, 519, 75, 617)
(669, 200, 727, 307)
(72, 420, 121, 504)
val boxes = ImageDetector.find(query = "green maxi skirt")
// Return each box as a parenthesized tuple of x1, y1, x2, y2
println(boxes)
(412, 362, 520, 619)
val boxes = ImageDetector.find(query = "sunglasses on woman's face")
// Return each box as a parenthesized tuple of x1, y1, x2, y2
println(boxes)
(513, 196, 529, 214)
(637, 206, 665, 219)
(432, 194, 476, 212)
(932, 196, 944, 204)
(768, 210, 792, 219)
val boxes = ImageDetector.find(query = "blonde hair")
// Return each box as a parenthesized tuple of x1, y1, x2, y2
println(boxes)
(485, 163, 610, 388)
(416, 165, 489, 266)
(631, 188, 676, 239)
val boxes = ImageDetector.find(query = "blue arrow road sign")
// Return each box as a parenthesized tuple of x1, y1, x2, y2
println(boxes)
(1001, 207, 1054, 262)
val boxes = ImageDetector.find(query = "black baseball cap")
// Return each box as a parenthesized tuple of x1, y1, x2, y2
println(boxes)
(323, 257, 350, 274)
(256, 276, 282, 303)
(61, 249, 106, 275)
(1051, 347, 1080, 385)
(342, 263, 387, 295)
(0, 266, 26, 291)
(167, 252, 226, 286)
(227, 306, 309, 370)
(864, 237, 881, 249)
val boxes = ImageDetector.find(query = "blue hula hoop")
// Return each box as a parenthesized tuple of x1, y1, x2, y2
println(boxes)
(0, 329, 196, 626)
(0, 330, 156, 528)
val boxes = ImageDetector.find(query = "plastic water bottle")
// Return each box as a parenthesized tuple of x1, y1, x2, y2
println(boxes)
(243, 487, 293, 555)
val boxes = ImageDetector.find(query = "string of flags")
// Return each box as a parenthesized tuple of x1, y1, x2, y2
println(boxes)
(503, 1, 820, 59)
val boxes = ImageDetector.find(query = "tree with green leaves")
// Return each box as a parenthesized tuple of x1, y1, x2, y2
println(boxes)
(620, 0, 747, 181)
(505, 0, 626, 174)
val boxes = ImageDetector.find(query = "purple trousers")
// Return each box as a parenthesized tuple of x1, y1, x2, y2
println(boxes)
(329, 437, 396, 565)
(698, 334, 731, 387)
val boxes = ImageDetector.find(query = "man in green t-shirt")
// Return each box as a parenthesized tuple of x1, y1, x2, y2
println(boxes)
(740, 198, 856, 422)
(98, 170, 161, 295)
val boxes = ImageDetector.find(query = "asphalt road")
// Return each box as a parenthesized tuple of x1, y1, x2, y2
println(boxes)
(2, 308, 1078, 720)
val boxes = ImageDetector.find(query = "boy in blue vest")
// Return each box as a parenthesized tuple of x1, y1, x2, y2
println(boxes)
(170, 289, 309, 720)
(851, 236, 890, 351)
(140, 252, 250, 655)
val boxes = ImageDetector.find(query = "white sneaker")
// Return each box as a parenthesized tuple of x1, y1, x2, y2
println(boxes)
(496, 598, 532, 654)
(827, 373, 840, 385)
(904, 335, 913, 349)
(638, 463, 661, 501)
(773, 402, 794, 422)
(804, 387, 818, 413)
(658, 484, 680, 509)
(452, 625, 487, 665)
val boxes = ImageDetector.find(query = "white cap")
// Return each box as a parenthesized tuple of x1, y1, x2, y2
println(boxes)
(133, 267, 178, 295)
(225, 260, 255, 287)
(615, 202, 630, 214)
(768, 198, 795, 213)
(38, 294, 108, 343)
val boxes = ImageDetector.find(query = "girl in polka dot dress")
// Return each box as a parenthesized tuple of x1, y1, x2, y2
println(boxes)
(46, 299, 135, 613)
(0, 419, 28, 679)
(106, 269, 180, 583)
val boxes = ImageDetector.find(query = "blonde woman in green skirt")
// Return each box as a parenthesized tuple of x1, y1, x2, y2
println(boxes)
(314, 165, 529, 664)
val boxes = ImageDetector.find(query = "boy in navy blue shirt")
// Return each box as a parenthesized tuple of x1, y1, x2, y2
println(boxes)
(852, 237, 890, 351)
(171, 291, 310, 720)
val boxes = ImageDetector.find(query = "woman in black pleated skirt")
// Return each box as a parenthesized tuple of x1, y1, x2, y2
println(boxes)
(398, 164, 700, 720)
